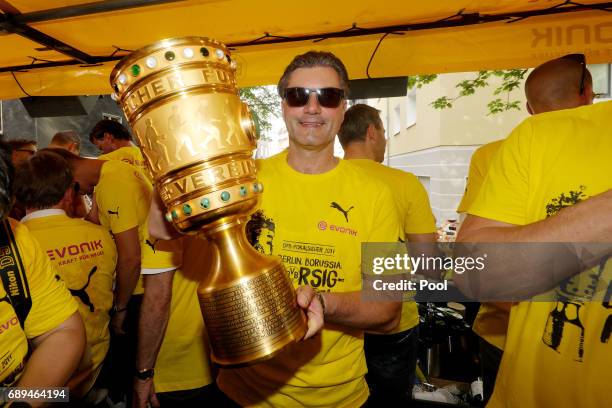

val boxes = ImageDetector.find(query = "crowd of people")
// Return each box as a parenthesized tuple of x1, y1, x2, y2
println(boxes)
(0, 49, 609, 408)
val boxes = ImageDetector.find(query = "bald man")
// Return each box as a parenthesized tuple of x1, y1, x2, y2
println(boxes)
(525, 54, 593, 114)
(457, 53, 594, 404)
(456, 54, 605, 408)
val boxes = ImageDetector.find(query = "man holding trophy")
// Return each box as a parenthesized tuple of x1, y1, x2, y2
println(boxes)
(110, 38, 401, 407)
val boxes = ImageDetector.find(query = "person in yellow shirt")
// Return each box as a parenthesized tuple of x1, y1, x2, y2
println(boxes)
(14, 150, 117, 400)
(213, 51, 402, 408)
(456, 54, 595, 405)
(0, 142, 85, 403)
(47, 131, 92, 218)
(339, 103, 437, 404)
(41, 147, 158, 404)
(457, 96, 610, 408)
(89, 119, 149, 178)
(457, 140, 508, 404)
(42, 147, 213, 407)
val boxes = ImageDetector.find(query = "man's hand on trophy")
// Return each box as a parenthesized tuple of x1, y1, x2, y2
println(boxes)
(296, 285, 325, 339)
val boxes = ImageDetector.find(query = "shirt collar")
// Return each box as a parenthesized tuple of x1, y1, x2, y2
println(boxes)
(21, 208, 66, 222)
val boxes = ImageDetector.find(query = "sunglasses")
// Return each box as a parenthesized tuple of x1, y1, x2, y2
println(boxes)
(282, 87, 345, 108)
(560, 53, 586, 95)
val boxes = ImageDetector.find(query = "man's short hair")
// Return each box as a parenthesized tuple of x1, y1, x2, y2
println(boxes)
(14, 150, 73, 210)
(338, 104, 382, 148)
(42, 147, 84, 173)
(278, 51, 350, 97)
(89, 119, 131, 143)
(7, 139, 37, 152)
(0, 141, 14, 218)
(50, 130, 81, 151)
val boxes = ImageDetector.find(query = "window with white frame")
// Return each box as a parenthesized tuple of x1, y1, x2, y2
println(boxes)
(405, 86, 417, 128)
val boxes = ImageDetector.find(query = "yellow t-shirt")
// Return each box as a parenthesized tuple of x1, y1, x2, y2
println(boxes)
(456, 140, 504, 213)
(218, 153, 401, 408)
(155, 237, 214, 392)
(98, 145, 151, 182)
(456, 141, 510, 350)
(349, 158, 436, 333)
(95, 160, 181, 293)
(0, 218, 79, 385)
(468, 101, 612, 408)
(23, 210, 117, 392)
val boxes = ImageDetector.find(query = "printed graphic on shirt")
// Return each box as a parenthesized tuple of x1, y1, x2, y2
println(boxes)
(247, 211, 276, 254)
(330, 201, 354, 222)
(145, 238, 157, 253)
(247, 210, 347, 291)
(542, 186, 611, 361)
(107, 207, 120, 218)
(54, 266, 97, 312)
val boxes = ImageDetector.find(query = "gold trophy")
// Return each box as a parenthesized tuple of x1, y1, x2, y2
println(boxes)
(110, 37, 306, 366)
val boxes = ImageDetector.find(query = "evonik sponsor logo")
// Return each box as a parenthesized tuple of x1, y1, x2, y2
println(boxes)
(46, 240, 104, 261)
(317, 220, 358, 236)
(0, 316, 19, 334)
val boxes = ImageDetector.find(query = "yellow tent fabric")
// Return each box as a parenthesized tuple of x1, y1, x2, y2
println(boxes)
(0, 0, 611, 99)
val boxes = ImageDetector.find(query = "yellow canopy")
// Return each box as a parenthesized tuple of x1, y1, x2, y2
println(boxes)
(1, 0, 611, 99)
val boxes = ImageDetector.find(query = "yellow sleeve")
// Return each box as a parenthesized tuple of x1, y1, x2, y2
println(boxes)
(468, 123, 531, 225)
(457, 150, 486, 213)
(404, 174, 436, 234)
(11, 221, 78, 338)
(369, 183, 402, 243)
(96, 173, 146, 235)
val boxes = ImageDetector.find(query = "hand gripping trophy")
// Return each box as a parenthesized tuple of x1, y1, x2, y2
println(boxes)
(111, 37, 306, 366)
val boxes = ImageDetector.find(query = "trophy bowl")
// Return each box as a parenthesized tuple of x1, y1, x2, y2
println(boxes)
(110, 37, 306, 366)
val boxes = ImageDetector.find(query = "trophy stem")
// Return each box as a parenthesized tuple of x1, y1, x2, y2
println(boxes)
(197, 217, 307, 366)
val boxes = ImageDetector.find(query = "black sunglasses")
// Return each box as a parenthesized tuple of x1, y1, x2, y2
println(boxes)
(560, 53, 586, 95)
(282, 87, 345, 108)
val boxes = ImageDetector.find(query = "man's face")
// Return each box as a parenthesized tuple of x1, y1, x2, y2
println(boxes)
(11, 144, 36, 165)
(282, 67, 347, 151)
(92, 133, 114, 154)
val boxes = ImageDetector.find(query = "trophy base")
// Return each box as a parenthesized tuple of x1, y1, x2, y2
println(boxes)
(199, 263, 308, 367)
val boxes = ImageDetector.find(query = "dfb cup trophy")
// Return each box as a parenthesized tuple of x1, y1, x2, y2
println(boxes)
(111, 37, 306, 366)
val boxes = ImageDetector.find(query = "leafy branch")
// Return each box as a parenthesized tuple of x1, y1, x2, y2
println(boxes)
(409, 69, 528, 115)
(239, 86, 281, 139)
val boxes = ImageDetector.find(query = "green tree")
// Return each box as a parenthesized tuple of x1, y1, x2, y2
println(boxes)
(239, 86, 281, 139)
(410, 69, 528, 115)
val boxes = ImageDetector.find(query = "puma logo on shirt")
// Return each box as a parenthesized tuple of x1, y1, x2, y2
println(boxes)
(330, 202, 354, 222)
(56, 265, 97, 312)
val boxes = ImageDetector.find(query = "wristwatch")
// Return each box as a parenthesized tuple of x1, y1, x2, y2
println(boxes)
(316, 291, 326, 315)
(134, 368, 155, 380)
(110, 304, 128, 316)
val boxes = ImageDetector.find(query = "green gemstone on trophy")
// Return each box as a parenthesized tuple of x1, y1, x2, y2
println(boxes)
(171, 210, 178, 220)
(200, 198, 210, 209)
(130, 64, 141, 76)
(165, 212, 172, 222)
(253, 183, 259, 193)
(221, 191, 230, 202)
(183, 204, 192, 215)
(239, 186, 247, 197)
(165, 51, 175, 61)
